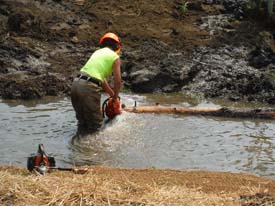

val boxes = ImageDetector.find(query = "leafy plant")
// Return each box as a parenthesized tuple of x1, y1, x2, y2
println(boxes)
(246, 0, 267, 11)
(246, 0, 274, 16)
(150, 166, 157, 170)
(268, 72, 275, 83)
(181, 1, 189, 16)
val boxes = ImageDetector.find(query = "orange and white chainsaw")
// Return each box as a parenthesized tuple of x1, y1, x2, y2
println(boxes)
(27, 144, 88, 174)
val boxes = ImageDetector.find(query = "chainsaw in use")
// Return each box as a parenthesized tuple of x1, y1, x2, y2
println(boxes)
(27, 144, 88, 175)
(102, 96, 122, 119)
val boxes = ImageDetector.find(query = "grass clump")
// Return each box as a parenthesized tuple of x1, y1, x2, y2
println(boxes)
(181, 1, 189, 16)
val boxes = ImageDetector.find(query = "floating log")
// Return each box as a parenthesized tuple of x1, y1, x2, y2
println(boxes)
(123, 105, 275, 119)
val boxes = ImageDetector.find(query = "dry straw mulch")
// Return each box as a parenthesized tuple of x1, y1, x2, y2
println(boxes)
(1, 166, 275, 206)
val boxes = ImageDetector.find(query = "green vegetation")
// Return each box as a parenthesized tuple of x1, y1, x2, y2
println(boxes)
(267, 0, 274, 15)
(246, 0, 274, 16)
(246, 0, 267, 12)
(268, 72, 275, 83)
(181, 1, 188, 16)
(246, 0, 261, 10)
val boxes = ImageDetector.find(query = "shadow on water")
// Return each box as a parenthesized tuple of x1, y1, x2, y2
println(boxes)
(1, 93, 275, 179)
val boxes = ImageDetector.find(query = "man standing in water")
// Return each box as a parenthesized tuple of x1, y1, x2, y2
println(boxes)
(71, 32, 122, 135)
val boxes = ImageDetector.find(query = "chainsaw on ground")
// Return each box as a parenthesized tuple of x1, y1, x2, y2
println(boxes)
(27, 144, 88, 175)
(27, 144, 56, 174)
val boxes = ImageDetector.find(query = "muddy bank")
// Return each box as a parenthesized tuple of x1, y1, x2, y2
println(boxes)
(0, 0, 275, 103)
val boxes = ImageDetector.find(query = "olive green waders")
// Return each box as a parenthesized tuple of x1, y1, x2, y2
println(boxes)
(71, 78, 103, 135)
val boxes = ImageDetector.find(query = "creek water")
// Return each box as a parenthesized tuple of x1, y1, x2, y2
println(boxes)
(1, 93, 275, 179)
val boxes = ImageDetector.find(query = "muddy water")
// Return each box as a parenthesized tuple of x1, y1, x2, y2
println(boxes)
(1, 94, 275, 179)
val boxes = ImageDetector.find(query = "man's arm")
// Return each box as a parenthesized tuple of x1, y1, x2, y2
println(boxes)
(102, 79, 114, 97)
(101, 58, 121, 98)
(112, 58, 121, 99)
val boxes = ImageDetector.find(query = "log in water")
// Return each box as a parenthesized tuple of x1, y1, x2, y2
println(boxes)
(123, 105, 275, 119)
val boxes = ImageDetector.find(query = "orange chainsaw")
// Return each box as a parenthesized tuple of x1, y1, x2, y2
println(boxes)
(102, 97, 122, 119)
(27, 144, 56, 174)
(27, 144, 88, 175)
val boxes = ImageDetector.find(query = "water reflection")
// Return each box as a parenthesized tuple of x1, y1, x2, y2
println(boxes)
(0, 97, 76, 167)
(0, 94, 275, 179)
(242, 121, 275, 177)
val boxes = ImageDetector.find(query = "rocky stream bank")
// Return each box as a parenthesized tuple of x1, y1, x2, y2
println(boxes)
(0, 0, 275, 104)
(2, 2, 275, 205)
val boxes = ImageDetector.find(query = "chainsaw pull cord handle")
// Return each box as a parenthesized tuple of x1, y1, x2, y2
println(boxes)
(37, 144, 46, 166)
(38, 144, 44, 154)
(38, 144, 44, 164)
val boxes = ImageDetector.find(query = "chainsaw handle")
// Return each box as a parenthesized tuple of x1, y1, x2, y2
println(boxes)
(38, 144, 45, 155)
(102, 97, 110, 118)
(111, 96, 120, 101)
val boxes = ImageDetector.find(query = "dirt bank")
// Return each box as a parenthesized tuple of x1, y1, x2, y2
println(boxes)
(1, 0, 275, 103)
(1, 166, 275, 206)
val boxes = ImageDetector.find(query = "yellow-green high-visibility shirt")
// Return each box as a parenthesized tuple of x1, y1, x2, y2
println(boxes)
(80, 47, 119, 82)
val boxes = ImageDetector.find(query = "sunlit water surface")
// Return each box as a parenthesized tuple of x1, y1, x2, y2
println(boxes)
(1, 93, 275, 179)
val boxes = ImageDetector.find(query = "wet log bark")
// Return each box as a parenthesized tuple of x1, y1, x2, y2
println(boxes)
(123, 105, 275, 119)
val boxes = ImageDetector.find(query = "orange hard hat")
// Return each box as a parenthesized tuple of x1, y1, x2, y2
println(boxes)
(100, 32, 121, 54)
